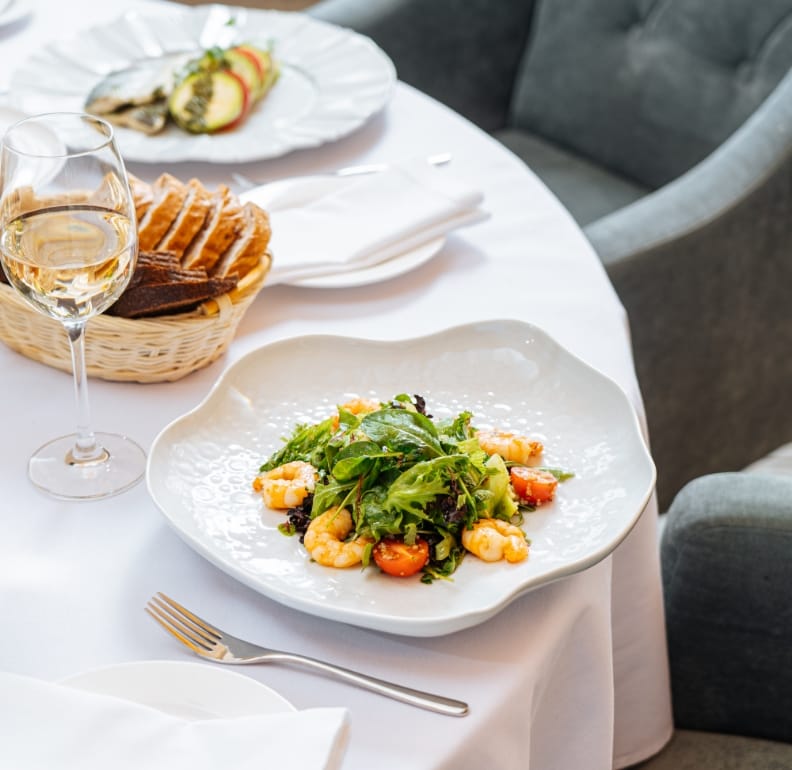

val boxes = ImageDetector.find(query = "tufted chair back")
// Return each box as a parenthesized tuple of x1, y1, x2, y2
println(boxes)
(512, 0, 792, 187)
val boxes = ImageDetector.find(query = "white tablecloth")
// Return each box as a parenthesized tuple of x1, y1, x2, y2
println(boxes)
(0, 2, 672, 767)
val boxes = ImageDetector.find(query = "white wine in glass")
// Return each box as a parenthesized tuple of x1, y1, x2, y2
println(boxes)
(0, 112, 145, 500)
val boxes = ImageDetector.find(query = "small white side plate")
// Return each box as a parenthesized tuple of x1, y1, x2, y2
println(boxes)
(288, 236, 446, 289)
(61, 660, 295, 720)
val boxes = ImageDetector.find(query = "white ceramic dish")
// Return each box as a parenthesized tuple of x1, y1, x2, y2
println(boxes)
(147, 320, 656, 637)
(287, 236, 445, 289)
(8, 4, 395, 163)
(61, 660, 294, 719)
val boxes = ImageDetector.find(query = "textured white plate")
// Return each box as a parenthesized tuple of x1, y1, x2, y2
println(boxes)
(8, 4, 395, 163)
(147, 320, 655, 637)
(61, 660, 294, 719)
(288, 236, 445, 289)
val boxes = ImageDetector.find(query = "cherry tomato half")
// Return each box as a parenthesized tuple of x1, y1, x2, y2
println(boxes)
(509, 467, 558, 506)
(373, 537, 430, 577)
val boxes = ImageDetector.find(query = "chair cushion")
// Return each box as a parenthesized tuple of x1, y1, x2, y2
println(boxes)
(494, 128, 650, 224)
(632, 729, 792, 769)
(510, 0, 792, 188)
(661, 473, 792, 742)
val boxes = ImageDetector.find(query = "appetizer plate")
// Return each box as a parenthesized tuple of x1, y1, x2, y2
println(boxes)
(8, 4, 396, 163)
(61, 660, 294, 719)
(147, 320, 656, 637)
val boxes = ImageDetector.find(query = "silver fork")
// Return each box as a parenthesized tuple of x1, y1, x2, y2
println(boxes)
(146, 592, 468, 717)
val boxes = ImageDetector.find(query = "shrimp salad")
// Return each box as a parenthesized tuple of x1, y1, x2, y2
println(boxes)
(253, 394, 572, 582)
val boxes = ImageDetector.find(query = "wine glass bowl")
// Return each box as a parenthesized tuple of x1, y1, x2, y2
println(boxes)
(0, 112, 145, 500)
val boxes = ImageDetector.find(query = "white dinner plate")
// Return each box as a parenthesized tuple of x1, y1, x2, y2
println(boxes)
(287, 236, 446, 289)
(147, 320, 656, 637)
(61, 660, 295, 719)
(8, 4, 396, 163)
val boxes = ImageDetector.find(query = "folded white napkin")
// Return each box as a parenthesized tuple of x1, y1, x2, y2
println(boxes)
(241, 159, 487, 285)
(0, 672, 349, 770)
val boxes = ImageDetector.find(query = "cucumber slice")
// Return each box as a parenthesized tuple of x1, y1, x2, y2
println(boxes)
(168, 70, 247, 134)
(236, 44, 280, 96)
(225, 48, 263, 100)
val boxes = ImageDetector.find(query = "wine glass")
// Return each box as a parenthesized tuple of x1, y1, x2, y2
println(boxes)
(0, 112, 145, 500)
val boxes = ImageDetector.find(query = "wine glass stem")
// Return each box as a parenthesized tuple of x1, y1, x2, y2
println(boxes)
(64, 321, 106, 465)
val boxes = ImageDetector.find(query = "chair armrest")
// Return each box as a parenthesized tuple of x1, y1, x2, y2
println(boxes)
(661, 472, 792, 741)
(308, 0, 537, 132)
(584, 69, 792, 509)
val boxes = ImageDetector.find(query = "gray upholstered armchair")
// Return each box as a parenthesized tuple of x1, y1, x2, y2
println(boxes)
(308, 0, 792, 511)
(630, 470, 792, 768)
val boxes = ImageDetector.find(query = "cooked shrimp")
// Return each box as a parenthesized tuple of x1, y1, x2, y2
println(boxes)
(303, 506, 374, 568)
(252, 461, 318, 509)
(332, 397, 381, 430)
(476, 429, 543, 465)
(461, 518, 529, 563)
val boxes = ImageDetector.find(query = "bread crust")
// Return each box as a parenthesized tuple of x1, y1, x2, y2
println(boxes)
(137, 173, 188, 251)
(156, 178, 211, 258)
(182, 185, 243, 272)
(212, 201, 271, 278)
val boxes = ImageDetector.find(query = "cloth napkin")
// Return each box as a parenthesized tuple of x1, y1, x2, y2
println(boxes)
(241, 159, 487, 285)
(0, 672, 349, 770)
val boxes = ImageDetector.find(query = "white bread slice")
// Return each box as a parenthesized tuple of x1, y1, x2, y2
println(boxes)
(181, 184, 242, 273)
(156, 178, 211, 260)
(211, 202, 271, 278)
(137, 173, 188, 251)
(128, 174, 153, 222)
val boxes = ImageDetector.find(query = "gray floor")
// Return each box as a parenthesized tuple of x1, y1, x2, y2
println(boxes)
(629, 729, 792, 769)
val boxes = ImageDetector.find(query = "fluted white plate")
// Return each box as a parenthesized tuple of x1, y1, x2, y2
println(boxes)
(8, 4, 395, 163)
(147, 320, 655, 637)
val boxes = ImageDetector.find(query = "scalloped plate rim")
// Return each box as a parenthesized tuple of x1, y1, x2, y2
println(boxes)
(146, 320, 656, 636)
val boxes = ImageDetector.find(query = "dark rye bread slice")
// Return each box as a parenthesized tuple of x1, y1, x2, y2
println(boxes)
(109, 275, 238, 318)
(109, 250, 238, 318)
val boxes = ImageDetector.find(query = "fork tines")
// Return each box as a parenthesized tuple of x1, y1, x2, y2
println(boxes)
(145, 592, 222, 657)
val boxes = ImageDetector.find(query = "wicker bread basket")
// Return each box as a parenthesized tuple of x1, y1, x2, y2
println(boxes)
(0, 257, 269, 383)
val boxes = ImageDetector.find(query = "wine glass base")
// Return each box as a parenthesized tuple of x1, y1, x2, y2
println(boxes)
(28, 432, 146, 501)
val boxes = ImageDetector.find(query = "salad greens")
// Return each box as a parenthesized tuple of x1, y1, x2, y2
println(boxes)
(259, 394, 527, 582)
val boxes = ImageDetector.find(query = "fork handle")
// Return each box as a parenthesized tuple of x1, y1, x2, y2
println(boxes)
(241, 651, 468, 717)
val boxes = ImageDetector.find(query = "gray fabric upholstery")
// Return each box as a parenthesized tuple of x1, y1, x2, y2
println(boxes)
(587, 67, 792, 509)
(495, 128, 650, 224)
(512, 0, 792, 188)
(310, 0, 537, 132)
(631, 729, 792, 770)
(308, 0, 792, 511)
(661, 472, 792, 742)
